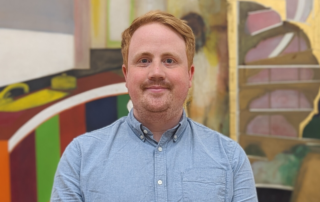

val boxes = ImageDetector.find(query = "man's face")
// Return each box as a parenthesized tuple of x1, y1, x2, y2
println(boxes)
(122, 22, 194, 115)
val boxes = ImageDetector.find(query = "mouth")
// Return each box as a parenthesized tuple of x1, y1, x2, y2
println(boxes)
(144, 85, 169, 93)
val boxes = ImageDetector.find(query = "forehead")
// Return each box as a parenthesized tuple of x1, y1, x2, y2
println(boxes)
(128, 22, 186, 59)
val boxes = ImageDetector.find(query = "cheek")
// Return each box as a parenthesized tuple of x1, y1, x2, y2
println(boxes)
(127, 70, 145, 82)
(126, 76, 142, 97)
(173, 75, 191, 90)
(126, 72, 140, 86)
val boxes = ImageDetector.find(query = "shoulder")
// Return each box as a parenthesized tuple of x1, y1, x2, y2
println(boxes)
(78, 116, 127, 140)
(187, 118, 237, 150)
(187, 118, 245, 166)
(69, 116, 128, 152)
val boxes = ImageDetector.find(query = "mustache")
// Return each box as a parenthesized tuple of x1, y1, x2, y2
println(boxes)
(140, 80, 172, 90)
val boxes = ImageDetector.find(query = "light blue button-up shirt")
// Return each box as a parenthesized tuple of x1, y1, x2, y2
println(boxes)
(51, 110, 257, 202)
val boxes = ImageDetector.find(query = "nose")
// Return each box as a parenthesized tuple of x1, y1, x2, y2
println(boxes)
(148, 61, 165, 81)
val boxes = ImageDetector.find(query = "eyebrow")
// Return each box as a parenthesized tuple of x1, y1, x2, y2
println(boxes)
(161, 52, 180, 59)
(131, 52, 153, 62)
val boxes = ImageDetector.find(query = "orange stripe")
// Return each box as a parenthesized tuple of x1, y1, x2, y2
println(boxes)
(0, 141, 11, 202)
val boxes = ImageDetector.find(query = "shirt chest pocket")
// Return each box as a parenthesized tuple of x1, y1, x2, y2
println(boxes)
(181, 168, 226, 202)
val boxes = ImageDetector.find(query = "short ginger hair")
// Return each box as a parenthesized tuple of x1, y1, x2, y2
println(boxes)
(121, 10, 195, 68)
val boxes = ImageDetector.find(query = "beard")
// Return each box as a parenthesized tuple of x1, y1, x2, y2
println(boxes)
(130, 78, 188, 118)
(138, 79, 173, 112)
(140, 92, 173, 113)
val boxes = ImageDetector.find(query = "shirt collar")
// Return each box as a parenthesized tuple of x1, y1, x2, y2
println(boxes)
(126, 109, 188, 143)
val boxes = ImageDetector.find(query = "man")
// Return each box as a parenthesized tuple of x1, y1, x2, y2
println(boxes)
(51, 11, 257, 201)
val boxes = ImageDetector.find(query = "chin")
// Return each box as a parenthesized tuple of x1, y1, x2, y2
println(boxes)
(144, 104, 169, 113)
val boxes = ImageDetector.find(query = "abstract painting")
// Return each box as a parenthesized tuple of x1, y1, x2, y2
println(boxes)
(228, 0, 320, 201)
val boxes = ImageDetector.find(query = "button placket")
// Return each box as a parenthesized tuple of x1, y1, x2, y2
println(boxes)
(154, 142, 167, 202)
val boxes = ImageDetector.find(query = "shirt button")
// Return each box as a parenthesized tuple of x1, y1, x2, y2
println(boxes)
(143, 130, 148, 134)
(158, 147, 162, 152)
(140, 135, 144, 139)
(173, 135, 177, 139)
(158, 180, 163, 185)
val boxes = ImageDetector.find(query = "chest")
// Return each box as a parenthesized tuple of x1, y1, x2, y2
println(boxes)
(80, 144, 232, 202)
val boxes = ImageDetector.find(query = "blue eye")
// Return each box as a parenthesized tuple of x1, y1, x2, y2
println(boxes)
(141, 59, 149, 63)
(165, 58, 174, 64)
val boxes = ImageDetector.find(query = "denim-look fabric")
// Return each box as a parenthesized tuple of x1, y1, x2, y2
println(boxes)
(51, 110, 257, 202)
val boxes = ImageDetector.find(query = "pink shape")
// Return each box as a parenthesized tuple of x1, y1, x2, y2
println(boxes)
(299, 36, 309, 51)
(281, 35, 308, 55)
(271, 90, 299, 108)
(270, 68, 299, 81)
(247, 115, 270, 135)
(250, 93, 269, 109)
(300, 69, 314, 80)
(286, 0, 299, 20)
(270, 115, 297, 137)
(245, 35, 284, 63)
(247, 115, 298, 137)
(250, 90, 311, 109)
(246, 9, 282, 35)
(299, 93, 311, 108)
(249, 68, 314, 83)
(247, 69, 269, 84)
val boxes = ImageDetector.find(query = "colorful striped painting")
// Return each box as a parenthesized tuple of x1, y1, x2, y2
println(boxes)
(6, 94, 130, 202)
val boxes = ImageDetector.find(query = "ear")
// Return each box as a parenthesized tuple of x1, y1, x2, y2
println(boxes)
(122, 64, 128, 88)
(188, 64, 195, 88)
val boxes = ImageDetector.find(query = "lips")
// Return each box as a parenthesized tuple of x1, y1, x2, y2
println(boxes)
(145, 85, 167, 90)
(144, 85, 169, 93)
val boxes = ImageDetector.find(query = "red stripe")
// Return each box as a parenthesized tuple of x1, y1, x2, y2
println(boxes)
(10, 132, 37, 202)
(59, 104, 86, 155)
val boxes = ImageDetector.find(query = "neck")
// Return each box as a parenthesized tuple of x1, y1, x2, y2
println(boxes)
(133, 108, 183, 142)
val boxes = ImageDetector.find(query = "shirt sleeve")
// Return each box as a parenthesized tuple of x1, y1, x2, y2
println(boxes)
(51, 139, 83, 202)
(231, 143, 258, 202)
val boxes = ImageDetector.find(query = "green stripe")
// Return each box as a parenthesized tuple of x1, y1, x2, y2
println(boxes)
(117, 94, 131, 118)
(35, 115, 60, 202)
